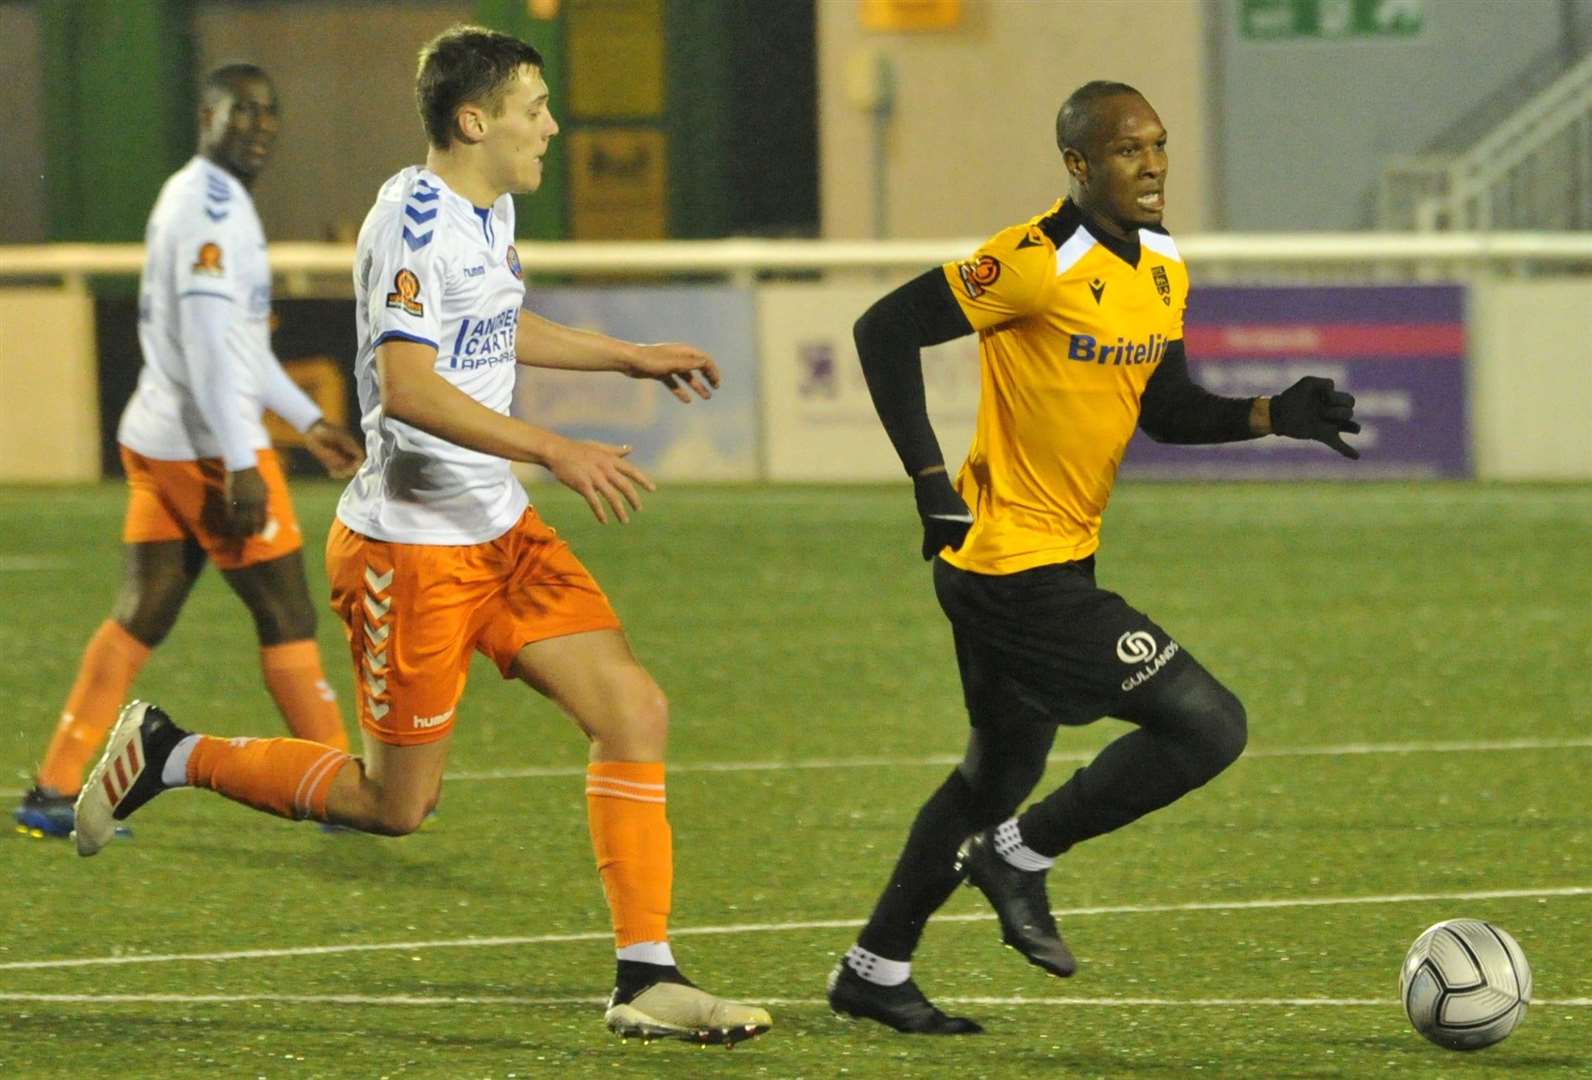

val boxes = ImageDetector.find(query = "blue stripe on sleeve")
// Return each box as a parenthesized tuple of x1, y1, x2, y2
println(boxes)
(373, 330, 439, 350)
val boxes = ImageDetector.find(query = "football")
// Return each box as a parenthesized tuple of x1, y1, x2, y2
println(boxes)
(1400, 919, 1532, 1050)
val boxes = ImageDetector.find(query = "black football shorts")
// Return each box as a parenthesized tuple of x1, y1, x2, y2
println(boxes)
(933, 555, 1196, 727)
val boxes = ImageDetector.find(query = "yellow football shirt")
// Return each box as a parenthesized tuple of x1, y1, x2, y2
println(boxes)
(940, 198, 1189, 575)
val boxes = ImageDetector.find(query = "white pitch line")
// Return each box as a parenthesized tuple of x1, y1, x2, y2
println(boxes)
(4, 737, 1589, 798)
(443, 736, 1592, 782)
(0, 992, 607, 1007)
(0, 556, 69, 572)
(449, 754, 966, 781)
(0, 992, 1587, 1009)
(3, 884, 1587, 973)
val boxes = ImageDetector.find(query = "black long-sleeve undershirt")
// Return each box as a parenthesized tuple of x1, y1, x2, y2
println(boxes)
(1136, 340, 1260, 444)
(854, 270, 1261, 475)
(853, 269, 973, 476)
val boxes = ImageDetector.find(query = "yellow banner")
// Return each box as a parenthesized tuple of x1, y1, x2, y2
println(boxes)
(568, 128, 668, 240)
(860, 0, 962, 31)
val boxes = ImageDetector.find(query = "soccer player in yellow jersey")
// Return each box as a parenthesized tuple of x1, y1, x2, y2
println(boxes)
(827, 82, 1360, 1033)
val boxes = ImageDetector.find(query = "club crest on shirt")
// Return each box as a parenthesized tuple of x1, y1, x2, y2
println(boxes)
(1152, 265, 1171, 306)
(192, 242, 225, 276)
(506, 245, 522, 280)
(385, 269, 424, 317)
(957, 254, 1001, 299)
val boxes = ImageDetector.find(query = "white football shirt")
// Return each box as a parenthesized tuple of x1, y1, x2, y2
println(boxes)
(336, 167, 529, 545)
(119, 156, 321, 469)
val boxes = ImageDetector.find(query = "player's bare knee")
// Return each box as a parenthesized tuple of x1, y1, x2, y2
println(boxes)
(113, 611, 171, 648)
(247, 595, 316, 645)
(369, 800, 429, 836)
(112, 588, 184, 646)
(281, 604, 317, 641)
(616, 677, 669, 745)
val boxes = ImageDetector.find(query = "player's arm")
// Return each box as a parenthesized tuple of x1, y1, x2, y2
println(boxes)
(853, 268, 978, 560)
(1137, 343, 1361, 458)
(1136, 340, 1260, 445)
(513, 309, 719, 403)
(257, 360, 364, 479)
(179, 293, 270, 536)
(378, 337, 652, 523)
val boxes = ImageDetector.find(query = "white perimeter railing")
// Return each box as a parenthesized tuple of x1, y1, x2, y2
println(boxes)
(1380, 49, 1592, 231)
(2, 234, 1592, 294)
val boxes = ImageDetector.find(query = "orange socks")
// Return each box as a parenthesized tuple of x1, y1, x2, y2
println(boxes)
(36, 630, 347, 795)
(37, 620, 152, 794)
(260, 640, 349, 751)
(186, 735, 352, 821)
(587, 762, 673, 948)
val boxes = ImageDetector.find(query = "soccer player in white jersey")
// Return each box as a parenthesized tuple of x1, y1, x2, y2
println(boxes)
(13, 64, 364, 840)
(73, 28, 771, 1047)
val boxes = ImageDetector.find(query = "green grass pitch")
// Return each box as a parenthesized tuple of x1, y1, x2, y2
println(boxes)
(2, 480, 1589, 1078)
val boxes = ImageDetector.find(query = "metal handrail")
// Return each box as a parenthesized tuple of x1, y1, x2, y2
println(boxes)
(3, 233, 1592, 289)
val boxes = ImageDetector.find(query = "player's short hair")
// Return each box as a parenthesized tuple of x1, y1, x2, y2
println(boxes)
(1055, 80, 1144, 159)
(201, 62, 272, 110)
(416, 24, 545, 150)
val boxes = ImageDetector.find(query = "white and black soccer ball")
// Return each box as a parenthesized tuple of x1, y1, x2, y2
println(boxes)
(1400, 919, 1532, 1050)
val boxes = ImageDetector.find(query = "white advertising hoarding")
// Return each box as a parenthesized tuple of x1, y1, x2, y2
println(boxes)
(516, 286, 760, 481)
(758, 283, 981, 481)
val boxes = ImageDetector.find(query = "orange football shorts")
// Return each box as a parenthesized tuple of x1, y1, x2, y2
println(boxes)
(119, 446, 303, 570)
(326, 508, 622, 746)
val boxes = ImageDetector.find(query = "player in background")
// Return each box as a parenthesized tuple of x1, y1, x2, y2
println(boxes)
(13, 63, 363, 840)
(826, 81, 1361, 1033)
(72, 26, 771, 1048)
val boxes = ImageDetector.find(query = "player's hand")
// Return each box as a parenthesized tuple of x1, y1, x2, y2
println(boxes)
(913, 470, 973, 561)
(304, 420, 365, 480)
(224, 467, 269, 537)
(625, 343, 721, 403)
(1269, 376, 1361, 459)
(545, 437, 656, 524)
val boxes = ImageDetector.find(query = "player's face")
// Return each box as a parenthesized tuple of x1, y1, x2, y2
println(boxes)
(1075, 95, 1167, 236)
(485, 65, 559, 195)
(203, 77, 280, 185)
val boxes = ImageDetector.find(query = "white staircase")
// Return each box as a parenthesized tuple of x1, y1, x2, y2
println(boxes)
(1379, 49, 1592, 230)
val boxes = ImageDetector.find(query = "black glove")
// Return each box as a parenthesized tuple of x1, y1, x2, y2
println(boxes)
(913, 471, 973, 561)
(1269, 376, 1361, 459)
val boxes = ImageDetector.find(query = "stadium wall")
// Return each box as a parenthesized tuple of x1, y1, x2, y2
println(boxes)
(9, 1, 1592, 244)
(2, 276, 1589, 484)
(192, 0, 471, 244)
(0, 288, 101, 482)
(816, 0, 1213, 239)
(1211, 0, 1590, 230)
(0, 2, 46, 244)
(1469, 281, 1592, 481)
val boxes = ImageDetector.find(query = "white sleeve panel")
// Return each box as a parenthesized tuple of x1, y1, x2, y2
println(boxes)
(259, 360, 323, 433)
(180, 293, 259, 470)
(170, 209, 244, 304)
(367, 207, 446, 349)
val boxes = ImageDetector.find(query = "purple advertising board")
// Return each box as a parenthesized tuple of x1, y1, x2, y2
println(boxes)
(1121, 285, 1469, 478)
